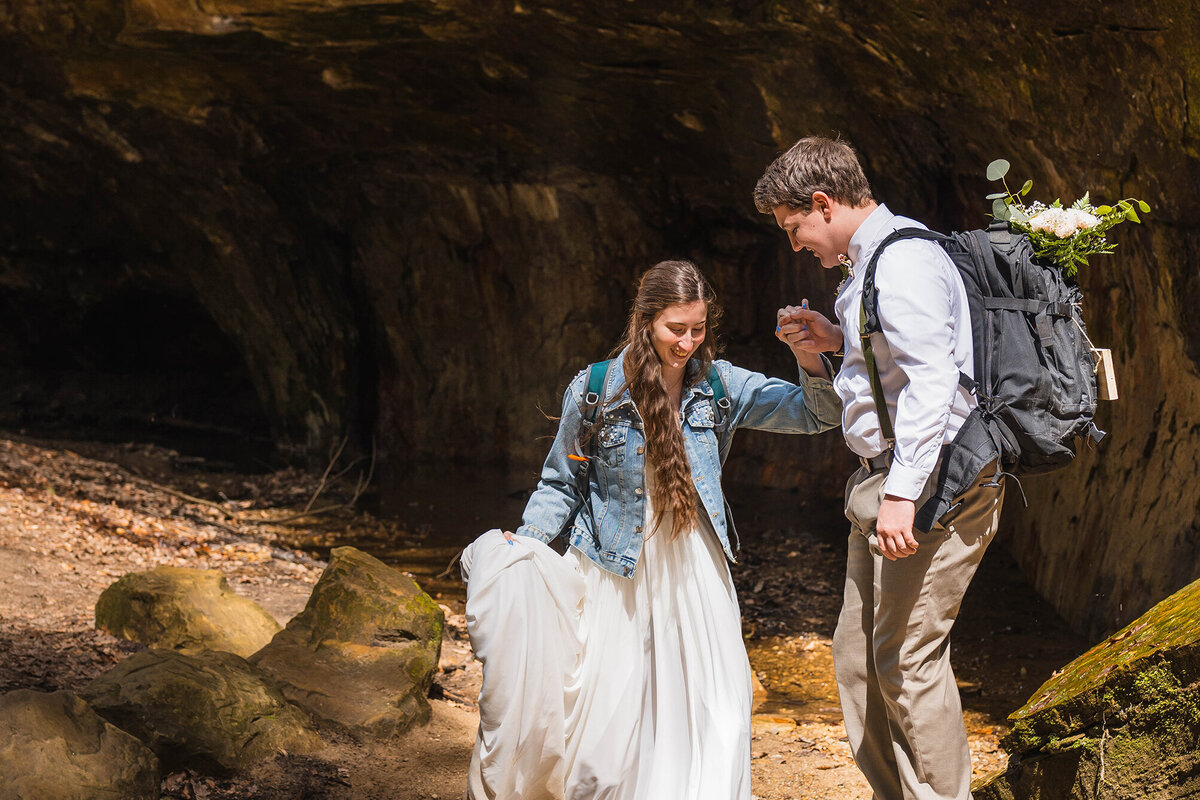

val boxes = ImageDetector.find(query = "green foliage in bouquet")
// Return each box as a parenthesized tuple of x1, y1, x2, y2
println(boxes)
(987, 158, 1151, 278)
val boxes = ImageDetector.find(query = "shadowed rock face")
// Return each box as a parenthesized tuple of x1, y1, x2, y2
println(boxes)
(0, 689, 160, 800)
(1, 1, 1198, 637)
(81, 649, 322, 773)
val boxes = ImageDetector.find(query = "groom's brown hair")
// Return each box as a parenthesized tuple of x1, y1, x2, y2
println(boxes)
(753, 136, 873, 214)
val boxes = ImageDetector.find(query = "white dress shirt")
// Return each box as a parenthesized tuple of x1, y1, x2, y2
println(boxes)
(833, 204, 976, 501)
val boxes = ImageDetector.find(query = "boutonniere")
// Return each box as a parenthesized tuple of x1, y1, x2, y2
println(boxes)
(836, 254, 854, 296)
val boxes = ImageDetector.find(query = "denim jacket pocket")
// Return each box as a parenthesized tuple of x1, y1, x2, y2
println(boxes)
(686, 403, 721, 471)
(596, 421, 630, 466)
(686, 402, 717, 430)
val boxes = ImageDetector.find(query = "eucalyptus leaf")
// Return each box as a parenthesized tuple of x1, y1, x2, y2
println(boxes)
(986, 192, 1008, 200)
(1096, 205, 1113, 215)
(992, 198, 1010, 220)
(1125, 207, 1141, 223)
(986, 159, 1010, 181)
(1138, 200, 1151, 213)
(1020, 179, 1033, 196)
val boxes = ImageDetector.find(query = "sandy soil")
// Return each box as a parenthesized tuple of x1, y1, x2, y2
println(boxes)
(0, 435, 1091, 799)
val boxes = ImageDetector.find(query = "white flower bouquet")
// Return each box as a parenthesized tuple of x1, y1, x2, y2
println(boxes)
(986, 158, 1151, 278)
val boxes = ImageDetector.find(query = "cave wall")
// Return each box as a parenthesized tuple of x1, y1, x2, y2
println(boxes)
(1, 0, 1198, 638)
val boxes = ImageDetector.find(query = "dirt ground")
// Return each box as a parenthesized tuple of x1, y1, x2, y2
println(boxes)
(0, 434, 1092, 799)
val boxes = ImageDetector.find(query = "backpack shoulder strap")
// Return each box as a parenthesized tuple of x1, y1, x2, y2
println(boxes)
(858, 298, 896, 446)
(582, 359, 611, 426)
(707, 364, 730, 430)
(859, 227, 951, 448)
(860, 227, 950, 334)
(558, 359, 614, 543)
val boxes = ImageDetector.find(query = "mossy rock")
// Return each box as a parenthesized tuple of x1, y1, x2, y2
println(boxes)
(95, 566, 282, 658)
(0, 689, 160, 800)
(973, 577, 1200, 799)
(81, 649, 322, 774)
(249, 546, 444, 740)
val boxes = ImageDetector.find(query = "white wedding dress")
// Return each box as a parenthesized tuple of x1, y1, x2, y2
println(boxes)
(462, 467, 752, 800)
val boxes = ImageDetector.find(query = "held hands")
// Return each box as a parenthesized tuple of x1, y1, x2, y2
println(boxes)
(776, 303, 843, 355)
(775, 301, 842, 380)
(876, 496, 918, 560)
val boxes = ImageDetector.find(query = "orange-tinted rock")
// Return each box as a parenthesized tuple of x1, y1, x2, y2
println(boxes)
(249, 546, 443, 739)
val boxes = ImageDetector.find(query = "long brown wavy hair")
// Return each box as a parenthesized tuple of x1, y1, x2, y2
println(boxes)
(615, 259, 722, 540)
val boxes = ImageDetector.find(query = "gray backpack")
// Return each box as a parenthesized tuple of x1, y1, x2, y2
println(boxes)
(861, 222, 1106, 531)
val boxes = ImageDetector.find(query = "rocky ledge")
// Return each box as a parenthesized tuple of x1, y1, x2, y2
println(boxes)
(973, 576, 1200, 800)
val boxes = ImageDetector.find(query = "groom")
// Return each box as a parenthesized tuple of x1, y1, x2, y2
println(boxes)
(756, 136, 1005, 800)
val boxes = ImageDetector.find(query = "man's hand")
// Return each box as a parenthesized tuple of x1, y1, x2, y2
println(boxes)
(876, 496, 918, 560)
(777, 304, 844, 354)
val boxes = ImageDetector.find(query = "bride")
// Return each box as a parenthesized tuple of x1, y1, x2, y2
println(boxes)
(462, 258, 843, 800)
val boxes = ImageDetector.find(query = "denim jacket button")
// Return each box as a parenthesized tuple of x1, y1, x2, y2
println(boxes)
(636, 446, 644, 455)
(635, 525, 643, 533)
(634, 487, 643, 496)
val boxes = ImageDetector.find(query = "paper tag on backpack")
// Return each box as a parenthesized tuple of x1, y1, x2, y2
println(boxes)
(1094, 348, 1118, 401)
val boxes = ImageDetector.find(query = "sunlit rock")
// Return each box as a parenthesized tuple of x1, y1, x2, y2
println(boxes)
(95, 566, 282, 657)
(973, 577, 1200, 799)
(81, 649, 322, 773)
(0, 689, 160, 800)
(249, 545, 443, 740)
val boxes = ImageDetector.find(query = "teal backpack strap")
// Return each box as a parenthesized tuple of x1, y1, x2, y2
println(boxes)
(583, 360, 610, 426)
(577, 359, 612, 468)
(707, 363, 739, 556)
(558, 359, 613, 544)
(708, 364, 730, 431)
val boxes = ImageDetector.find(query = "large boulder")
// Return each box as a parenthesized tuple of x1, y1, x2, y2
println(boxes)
(973, 577, 1200, 800)
(95, 566, 282, 658)
(81, 649, 322, 774)
(249, 545, 444, 740)
(0, 689, 159, 800)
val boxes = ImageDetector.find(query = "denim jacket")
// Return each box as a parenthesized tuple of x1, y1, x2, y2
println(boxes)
(515, 350, 842, 577)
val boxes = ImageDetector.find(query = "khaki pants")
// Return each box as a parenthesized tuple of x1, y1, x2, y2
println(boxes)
(833, 462, 1004, 800)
